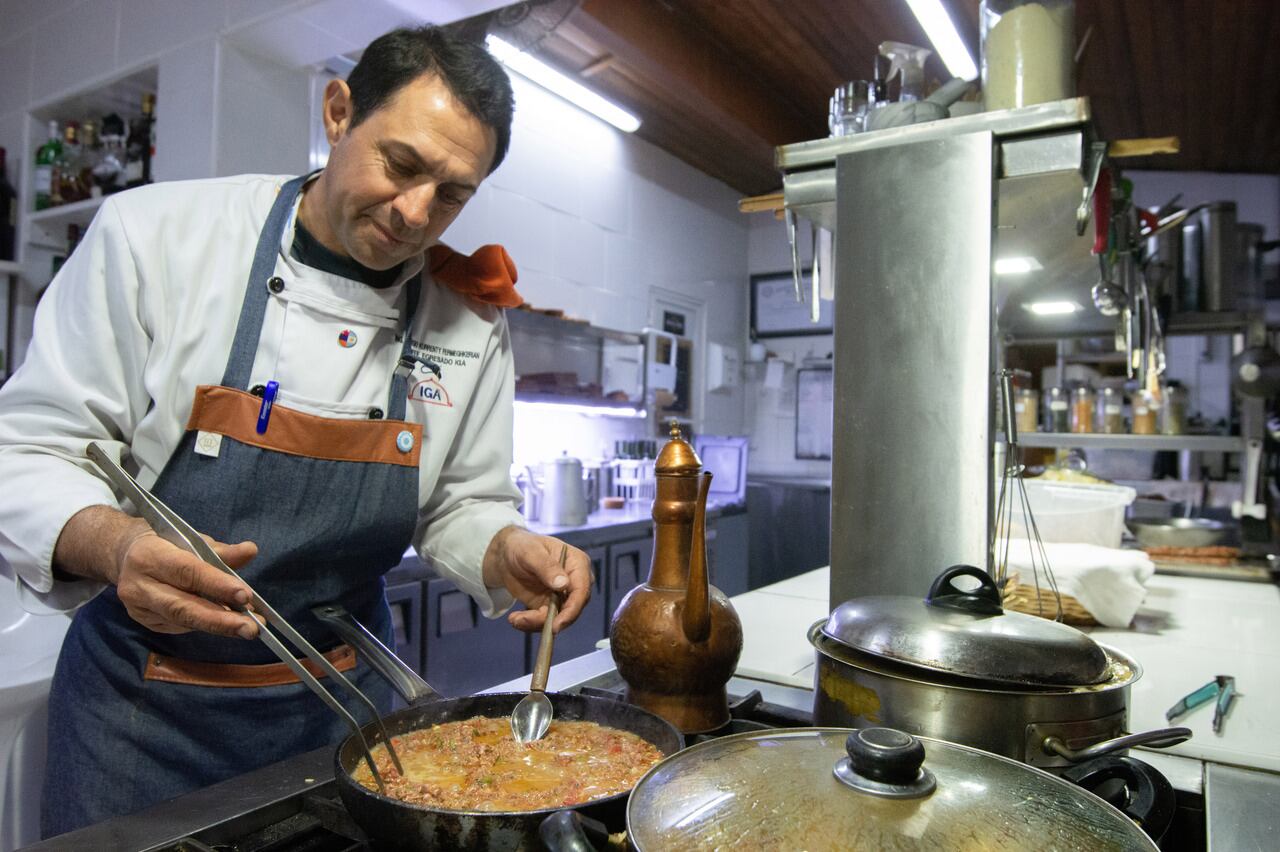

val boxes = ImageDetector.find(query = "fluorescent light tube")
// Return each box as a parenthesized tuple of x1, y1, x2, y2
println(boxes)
(514, 399, 645, 418)
(486, 36, 641, 133)
(1025, 301, 1079, 315)
(903, 0, 979, 81)
(995, 256, 1042, 275)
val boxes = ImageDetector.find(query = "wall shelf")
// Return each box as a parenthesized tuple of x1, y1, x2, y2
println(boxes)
(1016, 433, 1244, 452)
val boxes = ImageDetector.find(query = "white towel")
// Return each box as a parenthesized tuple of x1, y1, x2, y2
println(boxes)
(1004, 539, 1155, 627)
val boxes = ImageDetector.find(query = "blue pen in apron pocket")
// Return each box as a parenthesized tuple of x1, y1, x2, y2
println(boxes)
(256, 380, 279, 434)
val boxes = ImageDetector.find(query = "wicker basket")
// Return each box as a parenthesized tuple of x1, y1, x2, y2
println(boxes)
(1000, 571, 1098, 626)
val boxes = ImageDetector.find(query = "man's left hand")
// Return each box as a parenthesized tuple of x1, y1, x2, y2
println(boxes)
(482, 527, 592, 632)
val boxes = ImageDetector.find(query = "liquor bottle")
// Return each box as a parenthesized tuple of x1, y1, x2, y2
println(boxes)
(66, 223, 82, 256)
(76, 120, 102, 200)
(0, 147, 16, 261)
(57, 123, 83, 204)
(124, 93, 155, 188)
(95, 113, 126, 195)
(34, 120, 63, 210)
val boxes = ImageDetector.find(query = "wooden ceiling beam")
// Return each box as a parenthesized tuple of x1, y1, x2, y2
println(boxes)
(572, 0, 814, 151)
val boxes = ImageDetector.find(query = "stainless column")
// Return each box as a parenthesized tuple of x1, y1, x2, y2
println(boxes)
(830, 132, 996, 606)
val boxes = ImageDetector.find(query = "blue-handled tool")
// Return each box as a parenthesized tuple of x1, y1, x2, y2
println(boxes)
(1165, 679, 1219, 722)
(1212, 675, 1239, 734)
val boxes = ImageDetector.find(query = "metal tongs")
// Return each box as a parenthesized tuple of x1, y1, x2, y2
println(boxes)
(1166, 674, 1241, 735)
(85, 442, 403, 791)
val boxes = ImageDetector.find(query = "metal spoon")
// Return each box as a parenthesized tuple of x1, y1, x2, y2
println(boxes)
(511, 545, 565, 744)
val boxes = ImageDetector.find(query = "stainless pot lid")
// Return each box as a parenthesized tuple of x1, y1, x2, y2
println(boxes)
(820, 565, 1110, 686)
(626, 727, 1156, 852)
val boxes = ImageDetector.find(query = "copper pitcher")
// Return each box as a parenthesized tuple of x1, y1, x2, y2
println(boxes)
(609, 423, 743, 733)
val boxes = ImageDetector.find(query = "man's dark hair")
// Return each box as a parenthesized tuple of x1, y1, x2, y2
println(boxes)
(347, 26, 514, 174)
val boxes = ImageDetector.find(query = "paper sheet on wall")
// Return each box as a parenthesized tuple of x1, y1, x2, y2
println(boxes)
(764, 359, 785, 389)
(796, 369, 833, 460)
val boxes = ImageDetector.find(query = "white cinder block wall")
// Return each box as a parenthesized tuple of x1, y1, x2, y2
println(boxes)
(448, 74, 751, 463)
(0, 0, 751, 453)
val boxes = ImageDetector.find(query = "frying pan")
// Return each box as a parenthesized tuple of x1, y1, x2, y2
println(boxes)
(313, 604, 684, 851)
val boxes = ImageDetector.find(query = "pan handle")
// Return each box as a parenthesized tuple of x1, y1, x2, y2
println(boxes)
(1042, 726, 1191, 763)
(539, 810, 609, 852)
(312, 603, 441, 705)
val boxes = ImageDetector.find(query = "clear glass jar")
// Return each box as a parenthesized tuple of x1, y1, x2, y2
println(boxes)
(1044, 386, 1069, 432)
(981, 0, 1076, 112)
(1070, 386, 1094, 433)
(1013, 387, 1039, 434)
(1132, 390, 1159, 435)
(1097, 386, 1125, 433)
(1162, 383, 1188, 435)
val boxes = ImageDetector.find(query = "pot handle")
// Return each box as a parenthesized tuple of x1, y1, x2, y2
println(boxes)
(539, 809, 608, 852)
(1042, 726, 1192, 763)
(1061, 755, 1176, 841)
(925, 565, 1004, 616)
(312, 603, 441, 705)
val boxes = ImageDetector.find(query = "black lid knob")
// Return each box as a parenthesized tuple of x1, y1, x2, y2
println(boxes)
(845, 728, 925, 785)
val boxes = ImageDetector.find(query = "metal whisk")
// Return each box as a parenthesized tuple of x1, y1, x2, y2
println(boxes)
(993, 370, 1063, 620)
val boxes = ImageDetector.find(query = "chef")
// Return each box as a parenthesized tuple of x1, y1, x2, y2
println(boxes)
(0, 26, 592, 836)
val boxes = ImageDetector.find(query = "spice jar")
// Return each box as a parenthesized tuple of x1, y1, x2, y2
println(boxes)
(1070, 386, 1094, 433)
(1044, 386, 1069, 432)
(981, 0, 1076, 111)
(1098, 386, 1125, 434)
(1014, 387, 1039, 434)
(1132, 391, 1159, 435)
(1162, 383, 1188, 435)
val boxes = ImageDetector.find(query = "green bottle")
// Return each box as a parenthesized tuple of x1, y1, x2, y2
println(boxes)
(35, 120, 63, 210)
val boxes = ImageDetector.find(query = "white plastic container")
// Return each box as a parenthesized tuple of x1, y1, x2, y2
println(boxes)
(1009, 480, 1137, 548)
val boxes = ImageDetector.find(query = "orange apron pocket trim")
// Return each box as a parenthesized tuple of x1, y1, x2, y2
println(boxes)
(187, 385, 422, 468)
(143, 644, 357, 688)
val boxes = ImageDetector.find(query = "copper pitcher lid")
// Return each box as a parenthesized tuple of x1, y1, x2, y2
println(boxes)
(655, 420, 701, 475)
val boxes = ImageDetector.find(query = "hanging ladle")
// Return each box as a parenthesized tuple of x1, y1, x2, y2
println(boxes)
(510, 544, 565, 743)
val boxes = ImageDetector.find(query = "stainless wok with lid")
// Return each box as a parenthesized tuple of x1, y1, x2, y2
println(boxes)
(819, 564, 1110, 687)
(624, 726, 1158, 851)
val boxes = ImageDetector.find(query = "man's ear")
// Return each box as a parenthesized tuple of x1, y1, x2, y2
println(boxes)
(323, 79, 354, 146)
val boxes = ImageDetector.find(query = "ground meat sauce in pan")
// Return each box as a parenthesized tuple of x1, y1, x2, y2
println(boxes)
(352, 717, 664, 811)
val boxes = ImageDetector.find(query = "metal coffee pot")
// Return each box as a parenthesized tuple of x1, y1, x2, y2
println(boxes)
(526, 455, 589, 527)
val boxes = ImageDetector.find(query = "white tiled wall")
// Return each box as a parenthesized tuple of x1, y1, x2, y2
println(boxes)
(446, 72, 751, 449)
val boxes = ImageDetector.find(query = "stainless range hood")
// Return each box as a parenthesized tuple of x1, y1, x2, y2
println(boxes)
(776, 98, 1109, 605)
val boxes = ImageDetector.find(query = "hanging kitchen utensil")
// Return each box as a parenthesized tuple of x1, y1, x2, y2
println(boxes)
(84, 442, 401, 792)
(622, 727, 1162, 851)
(511, 547, 565, 744)
(994, 370, 1061, 618)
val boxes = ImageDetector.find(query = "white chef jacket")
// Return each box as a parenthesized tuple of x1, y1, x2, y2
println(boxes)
(0, 174, 525, 616)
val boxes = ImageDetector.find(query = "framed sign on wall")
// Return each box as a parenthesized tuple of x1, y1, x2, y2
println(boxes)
(750, 271, 834, 338)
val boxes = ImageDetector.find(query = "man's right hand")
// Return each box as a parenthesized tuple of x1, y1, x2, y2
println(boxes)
(54, 505, 261, 639)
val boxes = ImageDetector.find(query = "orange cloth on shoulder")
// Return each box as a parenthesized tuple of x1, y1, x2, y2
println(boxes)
(428, 243, 523, 309)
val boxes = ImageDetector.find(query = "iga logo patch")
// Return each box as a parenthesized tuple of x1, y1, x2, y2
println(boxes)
(408, 376, 452, 407)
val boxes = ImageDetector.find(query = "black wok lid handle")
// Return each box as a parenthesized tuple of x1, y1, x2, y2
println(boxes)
(925, 565, 1004, 616)
(313, 603, 441, 704)
(1061, 756, 1177, 842)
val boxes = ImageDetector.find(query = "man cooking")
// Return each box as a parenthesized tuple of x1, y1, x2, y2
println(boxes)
(0, 25, 592, 836)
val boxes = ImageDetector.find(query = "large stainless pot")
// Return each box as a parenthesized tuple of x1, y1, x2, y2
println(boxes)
(809, 565, 1189, 769)
(615, 726, 1160, 851)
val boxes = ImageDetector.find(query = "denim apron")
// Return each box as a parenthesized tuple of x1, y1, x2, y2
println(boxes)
(42, 175, 424, 837)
